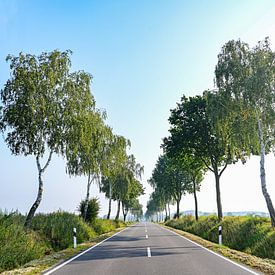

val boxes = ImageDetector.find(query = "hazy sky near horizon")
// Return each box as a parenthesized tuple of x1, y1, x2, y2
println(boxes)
(1, 0, 275, 217)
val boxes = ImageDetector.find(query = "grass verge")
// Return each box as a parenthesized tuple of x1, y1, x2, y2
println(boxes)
(162, 224, 275, 275)
(1, 227, 125, 275)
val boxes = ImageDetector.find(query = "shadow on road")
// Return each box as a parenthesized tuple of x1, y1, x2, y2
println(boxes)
(69, 233, 204, 264)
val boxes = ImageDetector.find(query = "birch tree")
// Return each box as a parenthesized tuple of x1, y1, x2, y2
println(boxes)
(0, 50, 95, 228)
(100, 134, 129, 219)
(215, 38, 275, 226)
(65, 110, 108, 220)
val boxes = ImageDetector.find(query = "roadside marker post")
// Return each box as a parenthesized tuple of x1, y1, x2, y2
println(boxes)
(218, 225, 222, 245)
(73, 227, 77, 248)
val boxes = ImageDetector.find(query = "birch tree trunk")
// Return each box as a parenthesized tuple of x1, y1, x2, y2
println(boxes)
(168, 203, 170, 219)
(257, 115, 275, 227)
(24, 152, 53, 228)
(107, 182, 112, 219)
(83, 173, 93, 221)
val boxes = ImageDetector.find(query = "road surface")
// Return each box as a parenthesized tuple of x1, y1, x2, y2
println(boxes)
(45, 222, 260, 275)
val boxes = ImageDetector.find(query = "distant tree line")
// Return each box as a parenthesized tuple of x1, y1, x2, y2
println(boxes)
(0, 50, 144, 228)
(146, 38, 275, 227)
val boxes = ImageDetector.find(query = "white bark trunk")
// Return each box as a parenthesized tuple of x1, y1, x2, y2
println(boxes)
(257, 114, 275, 227)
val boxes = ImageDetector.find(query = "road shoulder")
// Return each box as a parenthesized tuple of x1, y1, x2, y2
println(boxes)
(1, 227, 128, 275)
(160, 224, 275, 275)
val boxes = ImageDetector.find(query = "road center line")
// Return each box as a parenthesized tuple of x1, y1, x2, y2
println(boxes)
(146, 234, 148, 239)
(147, 247, 151, 257)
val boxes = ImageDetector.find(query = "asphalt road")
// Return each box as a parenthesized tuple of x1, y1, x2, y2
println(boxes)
(45, 222, 260, 275)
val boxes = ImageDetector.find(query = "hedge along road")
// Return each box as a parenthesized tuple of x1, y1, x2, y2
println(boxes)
(44, 222, 260, 275)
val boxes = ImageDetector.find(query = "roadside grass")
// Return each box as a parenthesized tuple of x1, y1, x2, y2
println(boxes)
(0, 210, 127, 274)
(31, 212, 97, 251)
(162, 223, 275, 275)
(165, 215, 275, 260)
(0, 212, 48, 273)
(1, 228, 126, 275)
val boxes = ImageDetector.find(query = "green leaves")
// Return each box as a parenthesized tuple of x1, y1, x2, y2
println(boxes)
(215, 38, 275, 154)
(1, 50, 79, 157)
(1, 49, 143, 226)
(101, 154, 144, 206)
(147, 153, 194, 218)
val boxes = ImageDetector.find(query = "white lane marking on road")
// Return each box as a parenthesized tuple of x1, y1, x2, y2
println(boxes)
(160, 225, 259, 275)
(146, 234, 148, 239)
(44, 224, 136, 275)
(145, 228, 147, 232)
(147, 247, 151, 257)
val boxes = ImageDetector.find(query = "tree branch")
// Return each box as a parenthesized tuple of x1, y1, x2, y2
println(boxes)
(200, 157, 214, 172)
(41, 150, 54, 173)
(219, 162, 228, 177)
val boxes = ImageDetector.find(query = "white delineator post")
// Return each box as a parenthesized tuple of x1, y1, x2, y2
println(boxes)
(218, 225, 222, 245)
(73, 227, 77, 248)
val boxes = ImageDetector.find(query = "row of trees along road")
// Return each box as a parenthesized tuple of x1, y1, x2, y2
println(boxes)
(0, 50, 144, 228)
(147, 38, 275, 227)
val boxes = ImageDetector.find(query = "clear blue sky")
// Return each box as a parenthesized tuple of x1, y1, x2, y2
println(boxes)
(1, 0, 275, 216)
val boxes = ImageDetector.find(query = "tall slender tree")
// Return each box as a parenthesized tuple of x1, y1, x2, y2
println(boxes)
(101, 154, 143, 220)
(0, 50, 97, 228)
(215, 38, 275, 226)
(100, 134, 129, 219)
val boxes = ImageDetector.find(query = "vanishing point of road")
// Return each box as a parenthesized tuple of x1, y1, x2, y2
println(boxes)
(44, 222, 260, 275)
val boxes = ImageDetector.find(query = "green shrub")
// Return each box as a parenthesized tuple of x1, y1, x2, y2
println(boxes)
(165, 215, 275, 260)
(78, 198, 100, 223)
(31, 211, 96, 250)
(93, 219, 116, 234)
(251, 228, 275, 259)
(0, 212, 48, 272)
(92, 219, 126, 235)
(113, 219, 126, 228)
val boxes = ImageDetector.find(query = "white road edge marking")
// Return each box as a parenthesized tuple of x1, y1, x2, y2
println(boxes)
(146, 234, 148, 239)
(147, 247, 151, 257)
(160, 225, 259, 275)
(43, 225, 134, 275)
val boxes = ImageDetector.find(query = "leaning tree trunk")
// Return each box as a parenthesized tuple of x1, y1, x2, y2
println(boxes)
(257, 115, 275, 227)
(107, 182, 112, 219)
(115, 200, 121, 220)
(24, 152, 53, 228)
(83, 173, 93, 221)
(193, 179, 198, 221)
